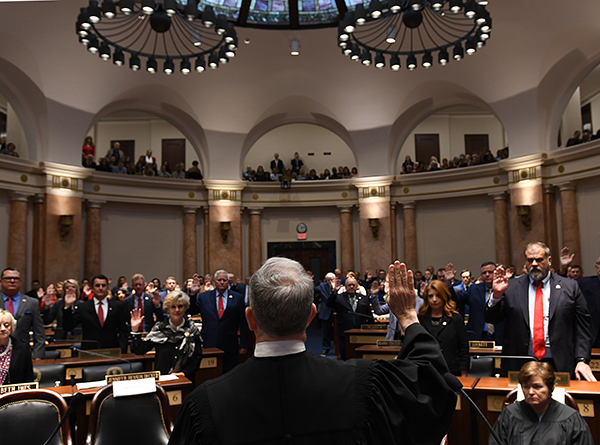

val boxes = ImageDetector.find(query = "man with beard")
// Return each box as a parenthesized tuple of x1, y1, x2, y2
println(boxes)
(485, 242, 595, 381)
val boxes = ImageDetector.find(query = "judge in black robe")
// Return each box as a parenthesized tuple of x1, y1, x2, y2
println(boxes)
(168, 259, 456, 445)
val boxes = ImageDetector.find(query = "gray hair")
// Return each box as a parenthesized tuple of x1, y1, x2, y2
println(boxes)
(249, 257, 314, 338)
(524, 242, 551, 259)
(214, 269, 228, 278)
(325, 272, 336, 280)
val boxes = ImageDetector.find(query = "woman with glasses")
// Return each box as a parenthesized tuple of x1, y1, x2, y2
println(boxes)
(130, 290, 203, 383)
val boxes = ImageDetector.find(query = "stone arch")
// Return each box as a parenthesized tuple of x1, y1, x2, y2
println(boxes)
(88, 85, 209, 176)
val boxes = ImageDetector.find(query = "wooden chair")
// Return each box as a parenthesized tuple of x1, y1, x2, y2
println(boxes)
(504, 387, 579, 412)
(0, 388, 72, 445)
(87, 383, 172, 445)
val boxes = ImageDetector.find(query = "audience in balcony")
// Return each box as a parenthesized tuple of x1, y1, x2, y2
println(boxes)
(186, 160, 203, 180)
(82, 136, 95, 160)
(0, 142, 19, 157)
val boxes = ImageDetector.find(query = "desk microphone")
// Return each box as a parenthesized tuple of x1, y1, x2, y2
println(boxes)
(443, 373, 506, 445)
(71, 347, 133, 372)
(472, 355, 539, 361)
(42, 392, 85, 445)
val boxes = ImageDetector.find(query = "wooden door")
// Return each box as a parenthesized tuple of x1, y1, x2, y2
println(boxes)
(414, 134, 440, 166)
(162, 138, 186, 170)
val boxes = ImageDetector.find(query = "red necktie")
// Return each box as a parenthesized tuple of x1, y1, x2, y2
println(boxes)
(98, 301, 105, 327)
(138, 297, 144, 317)
(218, 294, 224, 319)
(6, 297, 14, 316)
(533, 282, 545, 360)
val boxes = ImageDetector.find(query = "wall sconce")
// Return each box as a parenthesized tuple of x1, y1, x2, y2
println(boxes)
(220, 221, 231, 244)
(368, 218, 380, 240)
(59, 214, 74, 240)
(516, 205, 532, 231)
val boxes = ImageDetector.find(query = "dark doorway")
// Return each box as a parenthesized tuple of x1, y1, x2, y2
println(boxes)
(162, 138, 186, 170)
(414, 134, 440, 166)
(112, 140, 135, 163)
(464, 134, 490, 156)
(267, 241, 336, 282)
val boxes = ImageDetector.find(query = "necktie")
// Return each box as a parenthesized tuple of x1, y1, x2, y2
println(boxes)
(98, 301, 105, 327)
(138, 297, 144, 317)
(5, 297, 14, 316)
(485, 289, 495, 335)
(533, 282, 545, 360)
(218, 294, 224, 319)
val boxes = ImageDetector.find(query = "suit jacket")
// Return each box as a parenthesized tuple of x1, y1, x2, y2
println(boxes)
(0, 293, 46, 358)
(62, 298, 128, 352)
(169, 324, 457, 445)
(5, 336, 34, 384)
(485, 273, 592, 375)
(326, 291, 385, 335)
(122, 293, 164, 332)
(418, 312, 470, 375)
(270, 159, 284, 172)
(578, 275, 600, 347)
(195, 290, 249, 354)
(456, 282, 505, 343)
(314, 282, 333, 320)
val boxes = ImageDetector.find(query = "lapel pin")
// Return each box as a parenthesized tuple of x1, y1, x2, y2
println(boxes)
(229, 295, 233, 299)
(442, 321, 447, 326)
(555, 285, 561, 289)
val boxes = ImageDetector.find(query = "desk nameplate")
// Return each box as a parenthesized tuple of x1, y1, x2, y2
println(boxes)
(360, 324, 387, 331)
(0, 381, 39, 394)
(106, 371, 160, 383)
(350, 335, 385, 344)
(200, 357, 217, 369)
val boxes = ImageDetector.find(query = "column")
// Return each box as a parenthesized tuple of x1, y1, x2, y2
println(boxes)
(402, 202, 418, 270)
(390, 204, 397, 261)
(491, 193, 511, 267)
(31, 194, 45, 284)
(203, 208, 210, 275)
(7, 192, 30, 284)
(208, 204, 242, 278)
(543, 185, 559, 259)
(559, 182, 581, 259)
(84, 200, 103, 280)
(338, 206, 354, 273)
(183, 207, 198, 281)
(248, 209, 262, 275)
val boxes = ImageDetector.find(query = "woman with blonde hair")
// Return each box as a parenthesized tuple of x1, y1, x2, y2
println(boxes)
(0, 309, 33, 384)
(418, 279, 469, 376)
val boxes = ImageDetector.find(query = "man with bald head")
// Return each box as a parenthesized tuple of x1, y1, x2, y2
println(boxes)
(169, 258, 456, 445)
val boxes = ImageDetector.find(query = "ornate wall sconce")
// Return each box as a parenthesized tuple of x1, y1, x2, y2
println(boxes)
(516, 205, 531, 231)
(59, 214, 74, 239)
(368, 218, 380, 240)
(220, 221, 231, 243)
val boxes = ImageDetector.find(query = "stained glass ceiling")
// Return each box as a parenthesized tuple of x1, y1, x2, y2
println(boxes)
(198, 0, 360, 28)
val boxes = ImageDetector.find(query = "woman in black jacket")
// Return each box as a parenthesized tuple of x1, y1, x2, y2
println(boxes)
(0, 309, 34, 384)
(418, 280, 470, 376)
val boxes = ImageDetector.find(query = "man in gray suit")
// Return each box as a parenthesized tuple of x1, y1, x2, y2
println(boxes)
(0, 268, 46, 358)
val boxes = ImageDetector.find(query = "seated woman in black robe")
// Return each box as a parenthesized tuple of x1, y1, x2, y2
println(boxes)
(490, 361, 593, 444)
(130, 290, 202, 383)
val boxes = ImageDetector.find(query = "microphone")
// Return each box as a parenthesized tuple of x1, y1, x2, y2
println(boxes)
(71, 347, 133, 372)
(472, 355, 539, 362)
(443, 373, 505, 445)
(49, 339, 102, 349)
(42, 392, 85, 445)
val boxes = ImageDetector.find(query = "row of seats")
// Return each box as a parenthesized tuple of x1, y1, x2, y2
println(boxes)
(0, 384, 171, 445)
(33, 362, 145, 387)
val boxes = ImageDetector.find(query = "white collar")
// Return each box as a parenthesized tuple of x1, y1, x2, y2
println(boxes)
(254, 340, 306, 358)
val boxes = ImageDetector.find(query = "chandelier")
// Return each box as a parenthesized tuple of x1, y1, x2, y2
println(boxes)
(338, 0, 492, 70)
(76, 0, 238, 74)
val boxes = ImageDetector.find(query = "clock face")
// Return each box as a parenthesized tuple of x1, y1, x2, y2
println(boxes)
(296, 222, 307, 234)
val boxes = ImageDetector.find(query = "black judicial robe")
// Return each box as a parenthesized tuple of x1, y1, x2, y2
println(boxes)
(168, 324, 456, 445)
(490, 399, 593, 445)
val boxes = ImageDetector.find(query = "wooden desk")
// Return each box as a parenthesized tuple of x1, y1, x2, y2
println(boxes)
(343, 328, 387, 359)
(473, 377, 600, 445)
(447, 376, 478, 445)
(36, 347, 224, 385)
(48, 375, 193, 445)
(355, 344, 400, 360)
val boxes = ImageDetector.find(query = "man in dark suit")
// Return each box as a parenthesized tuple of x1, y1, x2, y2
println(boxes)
(486, 242, 595, 381)
(455, 261, 505, 343)
(122, 273, 164, 332)
(169, 258, 456, 445)
(62, 274, 128, 352)
(269, 152, 284, 173)
(194, 270, 248, 373)
(314, 272, 335, 356)
(577, 255, 600, 348)
(326, 276, 386, 360)
(0, 267, 46, 358)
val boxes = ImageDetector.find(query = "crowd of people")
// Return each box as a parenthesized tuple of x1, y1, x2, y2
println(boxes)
(81, 138, 203, 180)
(565, 129, 600, 147)
(242, 152, 358, 182)
(401, 147, 509, 174)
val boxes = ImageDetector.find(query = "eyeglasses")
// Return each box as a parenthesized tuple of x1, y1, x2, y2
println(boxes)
(1, 277, 21, 281)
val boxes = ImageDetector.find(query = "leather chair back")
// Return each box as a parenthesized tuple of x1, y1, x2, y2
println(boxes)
(33, 363, 67, 388)
(468, 356, 495, 377)
(81, 362, 144, 381)
(87, 384, 171, 445)
(0, 389, 72, 445)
